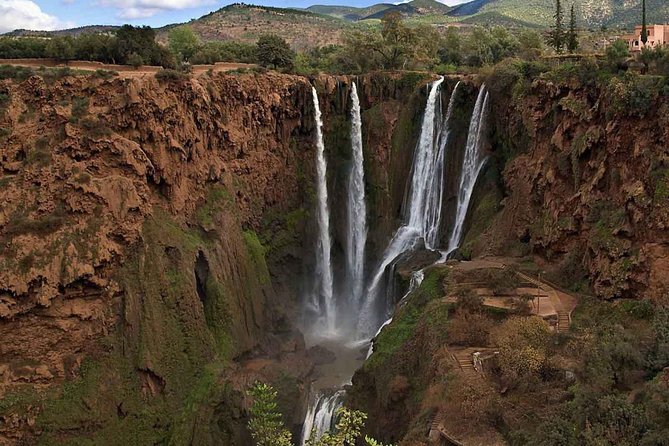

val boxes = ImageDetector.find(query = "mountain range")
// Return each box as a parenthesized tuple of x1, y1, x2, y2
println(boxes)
(4, 0, 668, 48)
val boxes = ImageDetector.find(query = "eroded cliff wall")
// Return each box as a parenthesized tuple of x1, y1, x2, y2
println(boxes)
(0, 70, 436, 444)
(474, 77, 669, 301)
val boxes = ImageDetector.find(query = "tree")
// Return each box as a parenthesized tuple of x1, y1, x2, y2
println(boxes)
(168, 26, 200, 62)
(606, 40, 630, 70)
(437, 27, 462, 66)
(492, 316, 552, 387)
(256, 34, 295, 70)
(547, 0, 566, 53)
(247, 382, 292, 446)
(344, 12, 417, 70)
(641, 0, 648, 45)
(115, 25, 159, 65)
(567, 4, 579, 53)
(307, 408, 366, 446)
(378, 11, 417, 69)
(517, 29, 544, 59)
(45, 36, 75, 61)
(127, 52, 144, 68)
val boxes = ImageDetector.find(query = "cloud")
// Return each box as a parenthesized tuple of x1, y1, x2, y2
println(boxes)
(98, 0, 215, 19)
(0, 0, 72, 33)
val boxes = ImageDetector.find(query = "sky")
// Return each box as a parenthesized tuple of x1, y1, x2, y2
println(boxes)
(0, 0, 470, 34)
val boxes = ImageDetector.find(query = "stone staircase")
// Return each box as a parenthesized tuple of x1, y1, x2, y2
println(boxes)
(557, 309, 571, 332)
(428, 411, 465, 445)
(453, 351, 477, 377)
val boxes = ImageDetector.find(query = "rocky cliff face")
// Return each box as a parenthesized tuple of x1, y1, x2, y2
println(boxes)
(0, 70, 321, 444)
(0, 70, 437, 444)
(473, 78, 669, 302)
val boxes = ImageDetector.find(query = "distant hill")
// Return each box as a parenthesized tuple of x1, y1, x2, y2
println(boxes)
(5, 26, 119, 38)
(3, 0, 668, 48)
(182, 3, 351, 50)
(306, 0, 667, 28)
(447, 0, 669, 28)
(305, 4, 394, 21)
(307, 0, 451, 21)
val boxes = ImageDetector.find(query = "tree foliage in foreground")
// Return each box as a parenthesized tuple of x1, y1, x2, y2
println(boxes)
(247, 382, 394, 446)
(247, 383, 293, 446)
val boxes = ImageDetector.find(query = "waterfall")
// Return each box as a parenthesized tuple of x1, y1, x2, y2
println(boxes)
(365, 269, 424, 359)
(357, 77, 461, 338)
(425, 81, 461, 248)
(447, 85, 490, 255)
(405, 77, 445, 243)
(300, 390, 345, 446)
(357, 226, 421, 337)
(309, 87, 336, 334)
(345, 82, 367, 309)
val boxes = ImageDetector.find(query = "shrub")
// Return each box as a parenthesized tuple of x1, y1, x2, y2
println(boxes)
(492, 316, 552, 387)
(127, 52, 144, 68)
(448, 309, 493, 346)
(0, 65, 34, 81)
(93, 69, 118, 80)
(608, 73, 663, 117)
(69, 97, 89, 123)
(74, 172, 92, 184)
(4, 207, 67, 237)
(155, 69, 188, 82)
(40, 67, 77, 83)
(80, 117, 111, 139)
(455, 287, 484, 312)
(605, 39, 630, 71)
(478, 268, 520, 295)
(26, 137, 52, 166)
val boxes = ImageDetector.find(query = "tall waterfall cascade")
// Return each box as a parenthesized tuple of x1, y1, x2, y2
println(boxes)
(308, 87, 336, 335)
(357, 77, 461, 338)
(447, 85, 490, 255)
(345, 82, 368, 310)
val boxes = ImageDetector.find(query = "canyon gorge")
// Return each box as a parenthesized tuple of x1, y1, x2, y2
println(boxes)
(0, 66, 668, 446)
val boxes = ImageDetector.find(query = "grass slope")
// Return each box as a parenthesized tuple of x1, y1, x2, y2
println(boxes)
(448, 0, 669, 28)
(186, 3, 350, 50)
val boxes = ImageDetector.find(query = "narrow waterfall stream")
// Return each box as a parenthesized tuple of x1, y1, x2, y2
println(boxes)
(302, 80, 489, 444)
(308, 87, 336, 335)
(447, 85, 490, 255)
(345, 82, 367, 311)
(300, 390, 346, 446)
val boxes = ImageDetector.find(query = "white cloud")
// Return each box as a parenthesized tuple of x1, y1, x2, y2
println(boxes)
(0, 0, 72, 33)
(98, 0, 215, 20)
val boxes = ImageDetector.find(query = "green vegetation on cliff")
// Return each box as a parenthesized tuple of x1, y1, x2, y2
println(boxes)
(8, 179, 275, 444)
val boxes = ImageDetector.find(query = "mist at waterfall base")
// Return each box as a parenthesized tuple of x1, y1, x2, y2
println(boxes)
(301, 79, 489, 444)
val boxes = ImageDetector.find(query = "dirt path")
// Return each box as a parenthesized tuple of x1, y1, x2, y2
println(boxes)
(0, 58, 257, 79)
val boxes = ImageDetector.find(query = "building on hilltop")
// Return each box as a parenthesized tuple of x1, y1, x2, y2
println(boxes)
(625, 24, 669, 52)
